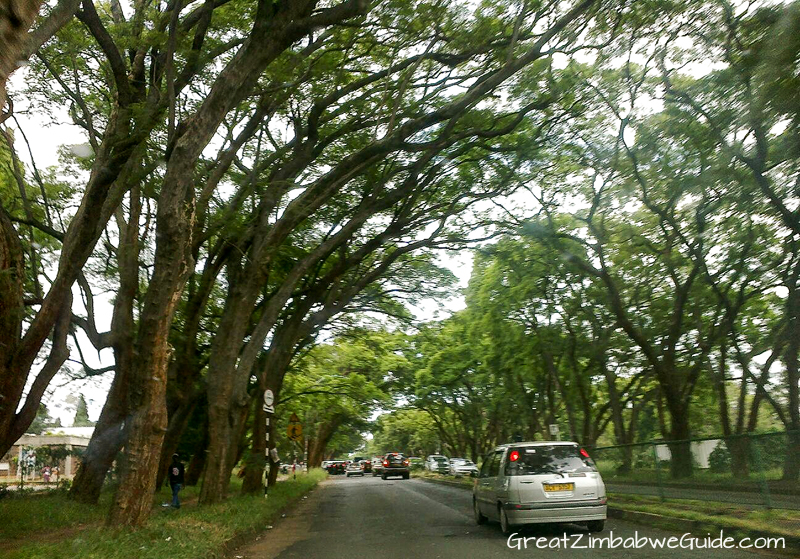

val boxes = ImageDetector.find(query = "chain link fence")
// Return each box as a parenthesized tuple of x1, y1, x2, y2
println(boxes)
(591, 431, 800, 509)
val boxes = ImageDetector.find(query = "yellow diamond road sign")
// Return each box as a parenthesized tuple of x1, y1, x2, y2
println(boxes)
(287, 423, 303, 441)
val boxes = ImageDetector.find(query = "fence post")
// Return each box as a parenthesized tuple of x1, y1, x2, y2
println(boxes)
(751, 435, 772, 509)
(651, 442, 666, 502)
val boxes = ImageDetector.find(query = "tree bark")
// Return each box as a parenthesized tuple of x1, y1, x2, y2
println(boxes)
(184, 423, 208, 486)
(0, 0, 42, 116)
(69, 370, 128, 503)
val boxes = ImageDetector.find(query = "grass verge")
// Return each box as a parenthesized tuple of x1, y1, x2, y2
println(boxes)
(2, 469, 326, 559)
(609, 493, 800, 538)
(414, 471, 474, 488)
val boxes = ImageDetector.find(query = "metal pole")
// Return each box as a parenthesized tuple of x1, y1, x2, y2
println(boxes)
(651, 442, 666, 502)
(264, 414, 271, 497)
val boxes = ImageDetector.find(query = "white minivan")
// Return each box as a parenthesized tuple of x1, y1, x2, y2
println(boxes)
(473, 442, 607, 534)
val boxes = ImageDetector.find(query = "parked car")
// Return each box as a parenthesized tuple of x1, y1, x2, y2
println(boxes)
(472, 442, 606, 535)
(381, 452, 410, 480)
(361, 460, 372, 473)
(346, 461, 364, 477)
(326, 461, 346, 475)
(371, 456, 384, 477)
(449, 458, 479, 477)
(425, 454, 450, 473)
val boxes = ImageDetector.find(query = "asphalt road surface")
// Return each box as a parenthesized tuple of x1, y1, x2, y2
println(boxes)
(234, 476, 786, 559)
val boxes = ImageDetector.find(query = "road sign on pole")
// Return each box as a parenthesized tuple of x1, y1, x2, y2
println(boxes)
(549, 424, 560, 440)
(287, 422, 303, 441)
(263, 389, 275, 413)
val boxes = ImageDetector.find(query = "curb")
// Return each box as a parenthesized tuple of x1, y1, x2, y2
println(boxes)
(417, 476, 472, 491)
(608, 507, 799, 555)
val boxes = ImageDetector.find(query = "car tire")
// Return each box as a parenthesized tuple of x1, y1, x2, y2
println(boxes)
(473, 498, 487, 525)
(381, 474, 387, 480)
(586, 520, 605, 533)
(499, 506, 514, 535)
(403, 472, 409, 479)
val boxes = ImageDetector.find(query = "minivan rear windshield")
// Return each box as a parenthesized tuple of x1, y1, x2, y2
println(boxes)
(504, 445, 596, 476)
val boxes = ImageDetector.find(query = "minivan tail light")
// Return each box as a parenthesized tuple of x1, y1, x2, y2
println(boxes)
(383, 460, 389, 467)
(509, 450, 520, 462)
(579, 448, 590, 458)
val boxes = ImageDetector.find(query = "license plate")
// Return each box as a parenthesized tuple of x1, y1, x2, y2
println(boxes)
(543, 483, 574, 492)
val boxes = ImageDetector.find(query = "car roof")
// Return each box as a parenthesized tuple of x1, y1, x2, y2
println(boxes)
(493, 441, 578, 451)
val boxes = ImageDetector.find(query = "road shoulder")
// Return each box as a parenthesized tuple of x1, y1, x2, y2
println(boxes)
(228, 479, 331, 559)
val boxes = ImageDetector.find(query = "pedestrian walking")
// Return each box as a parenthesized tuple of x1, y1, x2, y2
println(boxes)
(166, 454, 185, 509)
(53, 465, 59, 483)
(42, 466, 50, 483)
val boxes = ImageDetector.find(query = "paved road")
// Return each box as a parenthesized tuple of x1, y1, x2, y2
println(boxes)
(606, 483, 798, 510)
(234, 476, 786, 558)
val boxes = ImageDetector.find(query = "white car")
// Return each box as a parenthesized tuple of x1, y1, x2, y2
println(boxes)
(449, 458, 479, 477)
(345, 461, 364, 477)
(425, 455, 449, 473)
(473, 442, 607, 535)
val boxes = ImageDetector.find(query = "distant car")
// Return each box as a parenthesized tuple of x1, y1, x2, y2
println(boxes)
(425, 455, 450, 474)
(371, 456, 384, 477)
(381, 452, 410, 480)
(449, 458, 479, 477)
(408, 456, 424, 470)
(326, 461, 346, 475)
(361, 460, 372, 473)
(346, 461, 364, 477)
(473, 442, 607, 535)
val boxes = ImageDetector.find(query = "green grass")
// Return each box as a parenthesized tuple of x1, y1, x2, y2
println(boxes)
(415, 471, 475, 488)
(0, 489, 111, 541)
(595, 461, 791, 487)
(609, 493, 800, 537)
(2, 469, 327, 559)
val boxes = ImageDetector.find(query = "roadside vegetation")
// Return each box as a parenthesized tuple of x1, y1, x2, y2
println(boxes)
(609, 493, 800, 539)
(1, 470, 326, 559)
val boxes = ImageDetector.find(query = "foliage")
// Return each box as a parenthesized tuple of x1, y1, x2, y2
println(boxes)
(71, 395, 94, 427)
(3, 470, 327, 559)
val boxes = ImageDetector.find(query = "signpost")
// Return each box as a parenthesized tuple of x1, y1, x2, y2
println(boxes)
(263, 389, 275, 497)
(549, 424, 560, 441)
(263, 389, 274, 413)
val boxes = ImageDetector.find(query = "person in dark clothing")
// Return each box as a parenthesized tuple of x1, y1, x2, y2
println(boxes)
(167, 454, 185, 509)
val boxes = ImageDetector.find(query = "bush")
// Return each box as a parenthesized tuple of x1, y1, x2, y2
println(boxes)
(708, 443, 731, 473)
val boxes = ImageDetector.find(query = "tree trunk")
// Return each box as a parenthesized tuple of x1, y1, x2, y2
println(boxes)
(666, 401, 693, 479)
(184, 426, 208, 487)
(0, 0, 42, 115)
(69, 371, 128, 503)
(727, 437, 750, 478)
(155, 387, 201, 489)
(107, 167, 195, 526)
(241, 388, 267, 495)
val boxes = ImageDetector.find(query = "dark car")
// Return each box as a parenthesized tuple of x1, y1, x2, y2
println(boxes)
(326, 461, 346, 475)
(361, 460, 372, 473)
(381, 452, 410, 480)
